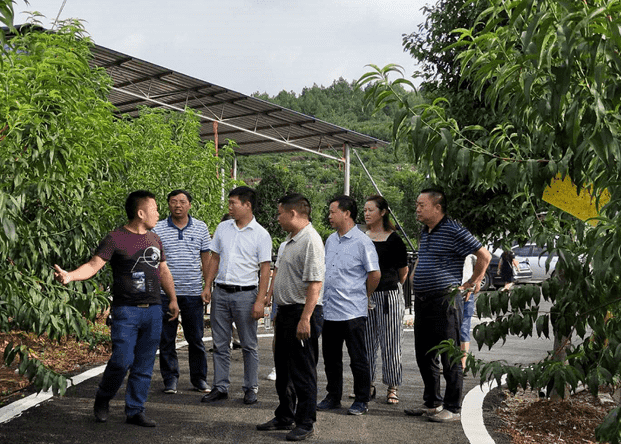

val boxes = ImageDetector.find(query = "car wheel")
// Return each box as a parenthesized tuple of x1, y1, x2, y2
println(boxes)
(479, 271, 491, 291)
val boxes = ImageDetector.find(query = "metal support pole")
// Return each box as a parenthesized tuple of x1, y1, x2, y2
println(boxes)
(232, 157, 238, 180)
(344, 144, 350, 196)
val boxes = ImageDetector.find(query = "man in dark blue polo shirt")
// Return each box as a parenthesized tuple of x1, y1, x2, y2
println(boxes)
(405, 188, 490, 423)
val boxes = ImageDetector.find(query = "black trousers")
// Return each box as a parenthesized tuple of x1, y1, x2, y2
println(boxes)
(414, 293, 463, 413)
(274, 304, 323, 429)
(322, 317, 371, 403)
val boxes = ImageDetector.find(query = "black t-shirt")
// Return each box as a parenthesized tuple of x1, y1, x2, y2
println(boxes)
(373, 231, 408, 292)
(94, 226, 165, 306)
(500, 251, 516, 279)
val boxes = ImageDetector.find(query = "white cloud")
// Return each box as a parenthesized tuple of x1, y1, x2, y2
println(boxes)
(17, 0, 428, 95)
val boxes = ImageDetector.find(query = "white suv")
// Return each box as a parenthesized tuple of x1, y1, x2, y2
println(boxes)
(512, 244, 558, 283)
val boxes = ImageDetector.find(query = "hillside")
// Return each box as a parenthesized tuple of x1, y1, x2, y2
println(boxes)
(242, 78, 425, 243)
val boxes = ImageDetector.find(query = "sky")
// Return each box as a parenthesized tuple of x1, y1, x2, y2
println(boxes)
(15, 0, 429, 97)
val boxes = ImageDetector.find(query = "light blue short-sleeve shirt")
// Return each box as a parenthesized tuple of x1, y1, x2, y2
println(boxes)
(323, 225, 379, 321)
(211, 217, 272, 286)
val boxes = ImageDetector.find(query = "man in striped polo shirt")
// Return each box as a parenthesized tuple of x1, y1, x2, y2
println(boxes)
(153, 190, 212, 395)
(405, 188, 490, 423)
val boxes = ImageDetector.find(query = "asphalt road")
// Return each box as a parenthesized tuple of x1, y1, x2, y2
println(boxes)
(0, 301, 556, 443)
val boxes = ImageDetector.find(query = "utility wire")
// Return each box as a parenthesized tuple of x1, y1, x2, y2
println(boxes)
(351, 148, 416, 252)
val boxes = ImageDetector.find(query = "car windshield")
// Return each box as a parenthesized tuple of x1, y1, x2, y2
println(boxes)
(530, 246, 549, 257)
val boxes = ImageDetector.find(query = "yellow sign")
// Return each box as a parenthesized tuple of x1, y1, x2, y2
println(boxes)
(542, 174, 610, 226)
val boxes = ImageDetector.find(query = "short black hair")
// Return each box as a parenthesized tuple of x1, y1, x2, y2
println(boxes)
(278, 193, 311, 219)
(125, 190, 156, 220)
(167, 189, 192, 203)
(229, 186, 257, 211)
(420, 187, 447, 214)
(329, 195, 357, 223)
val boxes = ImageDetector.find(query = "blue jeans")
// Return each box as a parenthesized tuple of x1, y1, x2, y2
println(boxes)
(460, 295, 475, 342)
(159, 295, 207, 387)
(210, 286, 259, 393)
(96, 305, 162, 417)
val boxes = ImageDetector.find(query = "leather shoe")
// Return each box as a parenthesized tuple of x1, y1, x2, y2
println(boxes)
(93, 395, 110, 423)
(286, 426, 315, 441)
(428, 409, 461, 423)
(201, 389, 228, 403)
(256, 417, 295, 431)
(404, 404, 443, 417)
(126, 412, 156, 427)
(243, 390, 258, 405)
(317, 397, 341, 410)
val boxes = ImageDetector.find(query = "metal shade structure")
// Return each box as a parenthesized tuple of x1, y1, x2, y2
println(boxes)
(87, 43, 390, 193)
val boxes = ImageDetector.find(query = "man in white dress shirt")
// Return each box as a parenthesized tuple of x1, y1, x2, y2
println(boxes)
(200, 186, 272, 405)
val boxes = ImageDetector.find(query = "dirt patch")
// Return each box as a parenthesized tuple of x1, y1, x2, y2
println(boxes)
(486, 385, 618, 444)
(0, 314, 112, 406)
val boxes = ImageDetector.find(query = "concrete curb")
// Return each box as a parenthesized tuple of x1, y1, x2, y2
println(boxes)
(462, 375, 506, 443)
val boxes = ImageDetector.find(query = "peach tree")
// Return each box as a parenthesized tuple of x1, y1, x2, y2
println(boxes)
(1, 7, 234, 395)
(359, 0, 621, 441)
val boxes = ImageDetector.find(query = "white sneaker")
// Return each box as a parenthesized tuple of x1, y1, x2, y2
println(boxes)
(266, 368, 276, 381)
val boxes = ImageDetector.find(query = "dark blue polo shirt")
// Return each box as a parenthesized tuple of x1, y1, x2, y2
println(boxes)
(413, 216, 482, 293)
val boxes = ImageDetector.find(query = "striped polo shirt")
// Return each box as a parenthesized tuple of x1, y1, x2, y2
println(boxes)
(412, 216, 481, 293)
(153, 215, 211, 296)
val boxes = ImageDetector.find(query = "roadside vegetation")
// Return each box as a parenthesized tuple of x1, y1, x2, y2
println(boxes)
(359, 0, 621, 441)
(0, 7, 237, 396)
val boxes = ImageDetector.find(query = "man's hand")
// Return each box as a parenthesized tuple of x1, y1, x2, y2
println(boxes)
(201, 286, 211, 304)
(296, 317, 311, 341)
(459, 280, 480, 294)
(252, 300, 265, 320)
(168, 300, 180, 321)
(53, 264, 71, 285)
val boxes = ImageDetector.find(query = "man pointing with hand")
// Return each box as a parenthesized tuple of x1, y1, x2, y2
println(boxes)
(54, 190, 179, 428)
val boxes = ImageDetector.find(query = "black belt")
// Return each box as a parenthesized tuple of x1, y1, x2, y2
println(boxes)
(216, 283, 257, 293)
(414, 288, 450, 301)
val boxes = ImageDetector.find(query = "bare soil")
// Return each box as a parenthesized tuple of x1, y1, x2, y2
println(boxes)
(492, 386, 618, 444)
(0, 314, 111, 406)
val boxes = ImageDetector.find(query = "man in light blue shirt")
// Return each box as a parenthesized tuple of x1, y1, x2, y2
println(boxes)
(201, 186, 272, 406)
(318, 195, 381, 416)
(152, 190, 211, 395)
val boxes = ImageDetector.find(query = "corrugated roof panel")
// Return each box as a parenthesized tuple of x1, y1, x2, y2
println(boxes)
(86, 44, 388, 157)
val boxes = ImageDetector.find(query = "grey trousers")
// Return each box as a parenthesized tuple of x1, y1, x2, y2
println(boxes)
(210, 286, 259, 393)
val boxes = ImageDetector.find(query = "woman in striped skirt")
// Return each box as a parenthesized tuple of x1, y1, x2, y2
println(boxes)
(363, 195, 409, 404)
